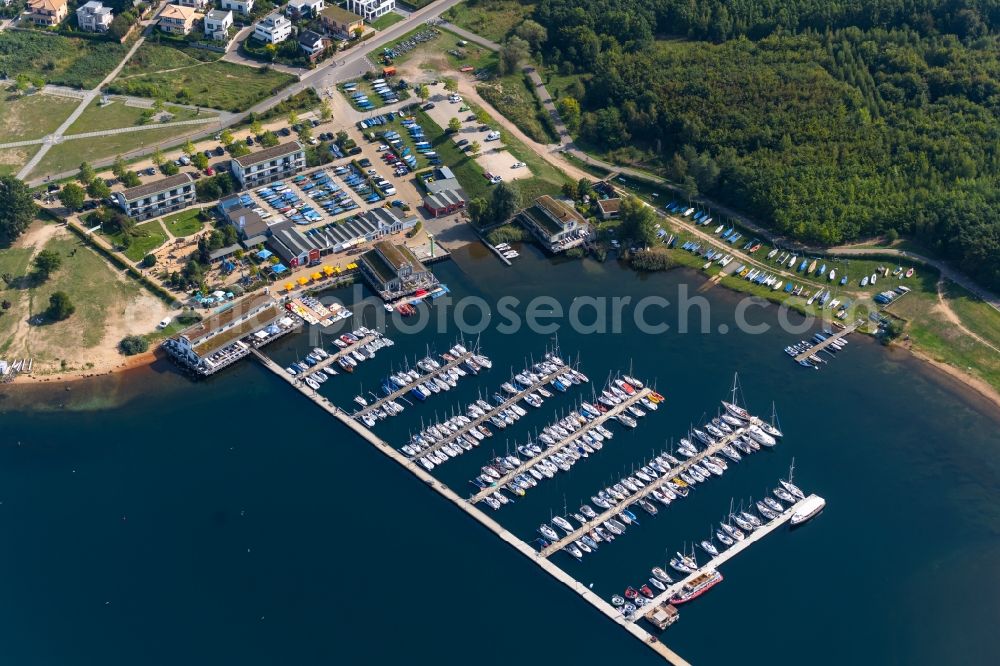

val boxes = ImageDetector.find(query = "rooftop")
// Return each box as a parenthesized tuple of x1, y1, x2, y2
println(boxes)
(193, 305, 280, 357)
(160, 4, 197, 20)
(535, 195, 585, 228)
(319, 5, 361, 24)
(233, 141, 303, 168)
(28, 0, 66, 11)
(180, 292, 274, 347)
(206, 8, 231, 20)
(117, 173, 193, 202)
(597, 197, 621, 214)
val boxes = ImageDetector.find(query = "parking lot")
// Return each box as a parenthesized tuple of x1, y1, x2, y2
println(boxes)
(420, 85, 531, 185)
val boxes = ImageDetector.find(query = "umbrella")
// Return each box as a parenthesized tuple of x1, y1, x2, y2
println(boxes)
(284, 282, 294, 291)
(297, 277, 309, 285)
(311, 272, 322, 280)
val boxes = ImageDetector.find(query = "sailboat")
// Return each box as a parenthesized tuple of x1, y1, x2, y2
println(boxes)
(781, 459, 806, 500)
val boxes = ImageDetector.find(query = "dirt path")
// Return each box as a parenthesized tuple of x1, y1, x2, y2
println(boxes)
(933, 278, 1000, 354)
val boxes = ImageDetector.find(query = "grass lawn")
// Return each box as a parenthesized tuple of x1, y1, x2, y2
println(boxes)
(0, 146, 39, 176)
(117, 43, 212, 79)
(30, 124, 211, 179)
(28, 234, 138, 348)
(162, 208, 205, 237)
(443, 0, 535, 43)
(65, 98, 216, 134)
(0, 31, 130, 89)
(99, 221, 168, 263)
(109, 47, 296, 111)
(371, 11, 406, 30)
(0, 92, 80, 141)
(0, 244, 35, 352)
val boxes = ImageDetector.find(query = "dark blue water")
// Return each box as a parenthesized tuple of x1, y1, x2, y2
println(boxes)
(1, 243, 998, 665)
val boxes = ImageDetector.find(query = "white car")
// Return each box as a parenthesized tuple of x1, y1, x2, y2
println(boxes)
(511, 162, 525, 169)
(485, 131, 501, 141)
(376, 144, 389, 152)
(157, 317, 172, 330)
(489, 175, 503, 184)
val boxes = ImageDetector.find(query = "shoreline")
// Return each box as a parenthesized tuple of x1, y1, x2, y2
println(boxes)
(5, 247, 999, 416)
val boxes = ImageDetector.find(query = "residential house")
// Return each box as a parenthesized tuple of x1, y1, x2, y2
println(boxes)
(219, 0, 253, 16)
(203, 8, 233, 40)
(318, 5, 362, 38)
(253, 12, 292, 44)
(175, 0, 208, 10)
(25, 0, 68, 26)
(519, 195, 589, 253)
(158, 3, 198, 35)
(423, 189, 466, 218)
(223, 206, 270, 247)
(75, 1, 113, 32)
(347, 0, 393, 22)
(357, 240, 438, 300)
(113, 173, 196, 221)
(596, 197, 621, 220)
(230, 141, 306, 188)
(297, 29, 327, 61)
(285, 0, 324, 19)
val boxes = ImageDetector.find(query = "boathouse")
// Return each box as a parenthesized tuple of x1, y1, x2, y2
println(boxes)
(358, 240, 438, 301)
(519, 195, 589, 253)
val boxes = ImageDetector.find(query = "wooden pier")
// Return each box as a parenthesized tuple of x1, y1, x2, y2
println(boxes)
(539, 424, 756, 558)
(250, 347, 690, 665)
(355, 350, 475, 419)
(406, 363, 583, 463)
(630, 494, 817, 624)
(793, 319, 863, 363)
(470, 388, 653, 504)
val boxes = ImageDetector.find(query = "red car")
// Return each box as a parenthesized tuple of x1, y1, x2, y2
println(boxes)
(205, 167, 214, 176)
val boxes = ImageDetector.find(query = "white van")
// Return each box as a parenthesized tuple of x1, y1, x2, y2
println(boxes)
(485, 131, 501, 141)
(157, 317, 172, 330)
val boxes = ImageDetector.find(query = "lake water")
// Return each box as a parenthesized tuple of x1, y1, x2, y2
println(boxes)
(1, 243, 998, 665)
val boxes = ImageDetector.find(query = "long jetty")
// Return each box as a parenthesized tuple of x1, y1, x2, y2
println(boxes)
(630, 494, 816, 624)
(250, 347, 691, 665)
(470, 388, 652, 504)
(356, 350, 475, 418)
(794, 319, 863, 363)
(539, 424, 755, 558)
(406, 363, 583, 463)
(299, 334, 376, 379)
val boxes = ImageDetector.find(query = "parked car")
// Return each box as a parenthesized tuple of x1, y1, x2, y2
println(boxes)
(456, 139, 469, 147)
(205, 167, 214, 176)
(358, 158, 371, 167)
(157, 317, 172, 330)
(511, 161, 525, 169)
(246, 136, 254, 146)
(485, 131, 501, 141)
(144, 167, 156, 176)
(422, 103, 435, 110)
(203, 150, 213, 158)
(466, 115, 477, 121)
(279, 127, 291, 136)
(214, 146, 225, 156)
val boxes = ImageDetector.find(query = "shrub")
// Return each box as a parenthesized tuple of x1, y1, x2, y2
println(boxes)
(141, 254, 156, 268)
(46, 291, 75, 321)
(118, 334, 149, 355)
(630, 248, 673, 272)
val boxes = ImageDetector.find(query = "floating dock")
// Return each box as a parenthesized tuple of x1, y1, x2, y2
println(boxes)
(251, 348, 691, 665)
(355, 349, 475, 419)
(406, 363, 583, 464)
(296, 334, 376, 379)
(470, 388, 652, 504)
(793, 319, 863, 363)
(538, 424, 757, 558)
(630, 494, 817, 625)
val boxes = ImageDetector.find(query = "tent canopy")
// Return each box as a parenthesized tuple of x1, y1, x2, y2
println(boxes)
(256, 249, 273, 260)
(297, 277, 309, 285)
(272, 264, 288, 274)
(284, 282, 294, 291)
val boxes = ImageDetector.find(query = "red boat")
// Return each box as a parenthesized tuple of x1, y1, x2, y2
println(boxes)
(624, 586, 638, 600)
(650, 391, 665, 402)
(669, 569, 723, 605)
(617, 379, 636, 395)
(640, 584, 654, 599)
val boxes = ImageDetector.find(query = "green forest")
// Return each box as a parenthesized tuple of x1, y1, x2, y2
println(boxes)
(513, 0, 1000, 289)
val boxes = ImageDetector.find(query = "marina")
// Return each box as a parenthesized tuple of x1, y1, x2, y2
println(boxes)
(537, 405, 778, 558)
(789, 319, 864, 368)
(403, 353, 586, 467)
(352, 342, 478, 423)
(249, 345, 691, 664)
(469, 387, 655, 505)
(628, 493, 822, 626)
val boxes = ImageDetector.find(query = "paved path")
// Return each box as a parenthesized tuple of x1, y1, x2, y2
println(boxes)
(0, 117, 219, 150)
(17, 31, 150, 180)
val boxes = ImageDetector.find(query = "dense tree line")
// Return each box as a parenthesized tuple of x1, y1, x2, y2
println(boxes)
(523, 0, 1000, 289)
